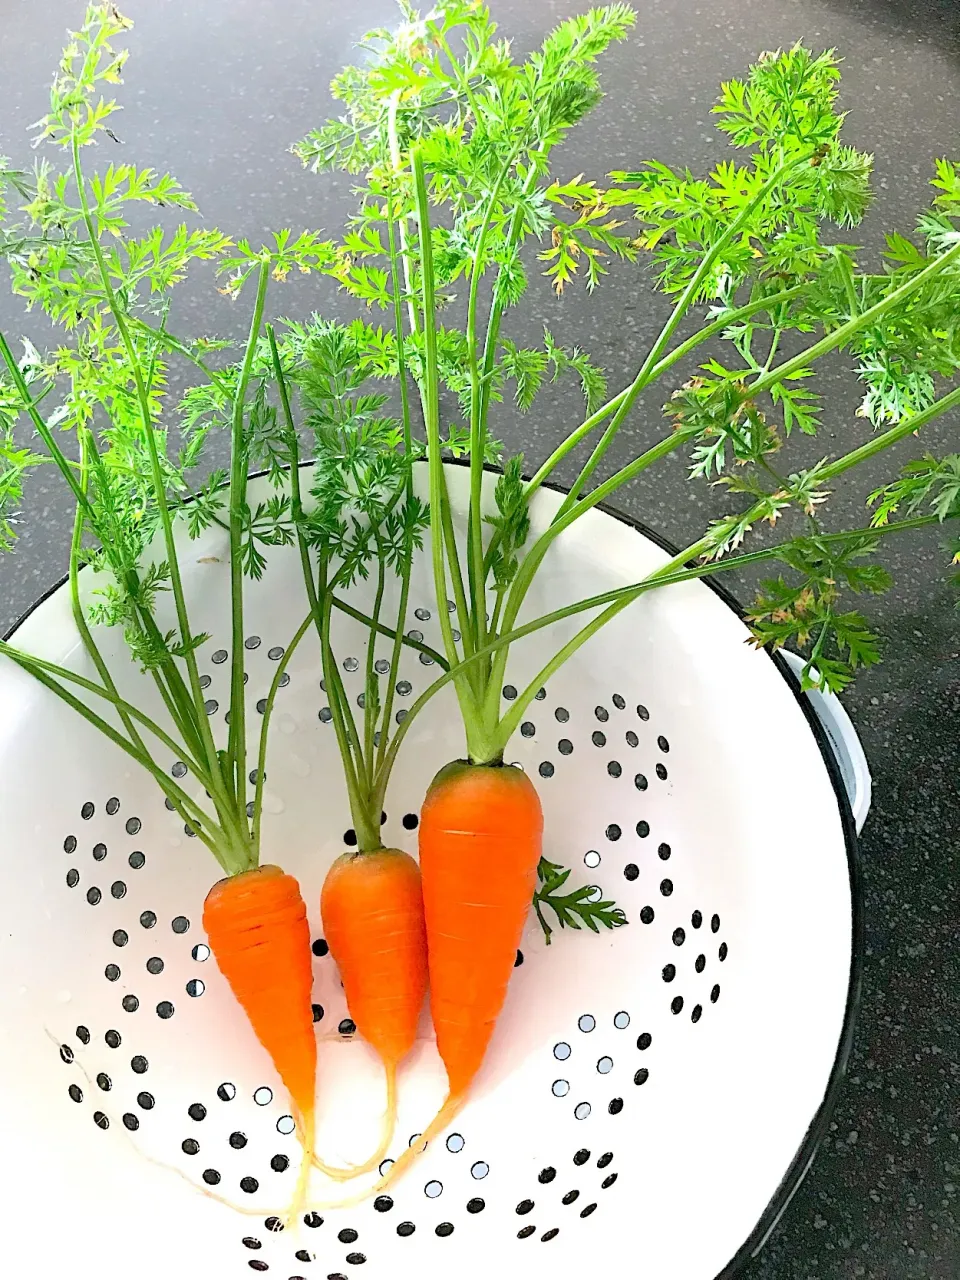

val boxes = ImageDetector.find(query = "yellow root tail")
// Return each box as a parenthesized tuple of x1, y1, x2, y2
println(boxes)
(284, 1110, 315, 1229)
(309, 1060, 398, 1182)
(305, 1090, 466, 1213)
(44, 1027, 297, 1220)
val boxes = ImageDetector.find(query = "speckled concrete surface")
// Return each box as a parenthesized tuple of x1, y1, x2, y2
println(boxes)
(0, 1, 958, 1275)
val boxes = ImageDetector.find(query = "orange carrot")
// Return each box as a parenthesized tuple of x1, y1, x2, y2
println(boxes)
(362, 761, 543, 1194)
(203, 864, 316, 1214)
(420, 762, 543, 1094)
(319, 847, 427, 1174)
(322, 848, 427, 1066)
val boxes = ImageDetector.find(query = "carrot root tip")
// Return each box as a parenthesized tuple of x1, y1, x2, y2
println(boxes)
(364, 1090, 466, 1199)
(309, 1060, 399, 1183)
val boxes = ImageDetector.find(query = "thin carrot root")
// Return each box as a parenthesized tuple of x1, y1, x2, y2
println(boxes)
(146, 1142, 299, 1219)
(44, 1027, 297, 1220)
(304, 1090, 465, 1213)
(372, 1089, 464, 1195)
(309, 1061, 398, 1182)
(202, 867, 320, 1223)
(317, 847, 426, 1187)
(284, 1112, 315, 1229)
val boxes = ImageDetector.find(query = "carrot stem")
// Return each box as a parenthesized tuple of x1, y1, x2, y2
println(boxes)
(0, 333, 209, 771)
(332, 594, 448, 671)
(376, 203, 419, 779)
(372, 503, 951, 785)
(226, 257, 270, 834)
(310, 1061, 398, 1182)
(411, 147, 491, 755)
(362, 536, 387, 786)
(70, 130, 225, 801)
(68, 431, 146, 757)
(251, 608, 315, 855)
(0, 642, 237, 867)
(319, 565, 381, 853)
(269, 325, 390, 851)
(556, 151, 815, 520)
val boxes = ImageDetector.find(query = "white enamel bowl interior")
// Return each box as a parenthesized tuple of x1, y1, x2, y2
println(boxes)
(0, 465, 853, 1280)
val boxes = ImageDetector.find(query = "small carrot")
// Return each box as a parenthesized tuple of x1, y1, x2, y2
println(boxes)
(318, 846, 427, 1175)
(422, 762, 543, 1094)
(203, 865, 316, 1216)
(369, 760, 543, 1191)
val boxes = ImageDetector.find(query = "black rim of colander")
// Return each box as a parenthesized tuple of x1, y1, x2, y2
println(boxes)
(2, 460, 862, 1276)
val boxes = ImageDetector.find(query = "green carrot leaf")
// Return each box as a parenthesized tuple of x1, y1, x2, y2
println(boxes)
(486, 453, 530, 590)
(535, 855, 628, 945)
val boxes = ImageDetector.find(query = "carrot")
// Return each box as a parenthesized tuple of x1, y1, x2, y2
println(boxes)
(421, 762, 543, 1093)
(318, 846, 427, 1176)
(202, 864, 316, 1217)
(363, 760, 543, 1193)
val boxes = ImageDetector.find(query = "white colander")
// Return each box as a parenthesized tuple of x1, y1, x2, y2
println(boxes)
(0, 463, 860, 1280)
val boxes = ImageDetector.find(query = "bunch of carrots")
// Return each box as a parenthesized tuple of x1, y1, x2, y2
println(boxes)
(7, 0, 960, 1227)
(0, 3, 612, 1218)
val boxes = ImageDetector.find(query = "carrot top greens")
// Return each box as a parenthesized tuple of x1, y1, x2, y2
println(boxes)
(4, 3, 960, 937)
(292, 0, 960, 784)
(0, 6, 424, 875)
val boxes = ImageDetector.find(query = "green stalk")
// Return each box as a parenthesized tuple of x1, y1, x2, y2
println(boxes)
(250, 609, 314, 856)
(322, 577, 381, 852)
(70, 133, 225, 804)
(297, 526, 366, 810)
(488, 581, 508, 640)
(466, 146, 522, 653)
(471, 159, 543, 624)
(265, 325, 447, 677)
(522, 225, 960, 573)
(486, 423, 699, 729)
(477, 161, 541, 434)
(332, 595, 448, 670)
(376, 202, 420, 777)
(494, 233, 960, 702)
(142, 301, 169, 399)
(504, 511, 946, 647)
(831, 247, 860, 320)
(0, 641, 239, 868)
(375, 566, 414, 781)
(484, 281, 807, 579)
(819, 385, 960, 479)
(500, 561, 705, 742)
(266, 325, 378, 848)
(396, 134, 474, 665)
(314, 559, 361, 784)
(225, 257, 270, 829)
(435, 30, 485, 122)
(750, 238, 960, 397)
(320, 595, 374, 843)
(81, 436, 208, 763)
(69, 431, 146, 756)
(325, 616, 369, 785)
(437, 483, 476, 664)
(375, 507, 952, 785)
(364, 536, 388, 772)
(0, 332, 207, 766)
(411, 146, 482, 745)
(0, 640, 211, 781)
(268, 321, 432, 842)
(126, 316, 230, 394)
(388, 93, 421, 339)
(759, 328, 782, 376)
(495, 416, 960, 746)
(557, 151, 816, 516)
